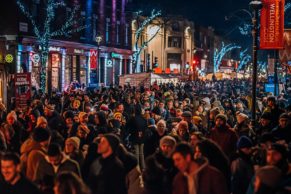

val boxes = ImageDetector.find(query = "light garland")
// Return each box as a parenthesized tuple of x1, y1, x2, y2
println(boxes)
(237, 49, 251, 72)
(17, 0, 88, 93)
(132, 9, 162, 73)
(214, 42, 241, 73)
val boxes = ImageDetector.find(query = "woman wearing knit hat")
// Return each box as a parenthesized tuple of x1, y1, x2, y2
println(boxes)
(233, 113, 254, 138)
(65, 136, 84, 168)
(36, 116, 48, 129)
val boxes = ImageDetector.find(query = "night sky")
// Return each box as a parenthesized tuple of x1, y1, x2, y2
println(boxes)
(131, 0, 249, 31)
(132, 0, 251, 42)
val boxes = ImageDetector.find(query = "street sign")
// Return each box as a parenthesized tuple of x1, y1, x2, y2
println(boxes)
(19, 22, 28, 32)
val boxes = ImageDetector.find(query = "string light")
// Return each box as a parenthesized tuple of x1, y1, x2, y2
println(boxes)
(214, 42, 241, 73)
(237, 49, 251, 72)
(17, 0, 88, 92)
(132, 9, 162, 72)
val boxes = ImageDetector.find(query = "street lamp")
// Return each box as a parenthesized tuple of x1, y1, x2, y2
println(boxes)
(249, 0, 262, 127)
(95, 35, 102, 85)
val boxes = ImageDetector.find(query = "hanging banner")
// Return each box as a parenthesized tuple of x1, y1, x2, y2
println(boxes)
(90, 49, 98, 69)
(15, 73, 31, 108)
(260, 0, 285, 49)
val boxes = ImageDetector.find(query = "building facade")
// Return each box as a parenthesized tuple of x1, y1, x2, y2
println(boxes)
(132, 15, 195, 74)
(0, 0, 133, 95)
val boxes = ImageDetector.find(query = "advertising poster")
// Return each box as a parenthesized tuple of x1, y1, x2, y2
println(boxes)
(15, 73, 31, 108)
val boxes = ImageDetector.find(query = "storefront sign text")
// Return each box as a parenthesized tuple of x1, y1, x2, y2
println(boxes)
(260, 0, 285, 49)
(15, 73, 31, 108)
(49, 46, 61, 52)
(74, 49, 84, 54)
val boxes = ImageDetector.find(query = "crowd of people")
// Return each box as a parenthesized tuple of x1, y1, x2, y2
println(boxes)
(0, 79, 291, 194)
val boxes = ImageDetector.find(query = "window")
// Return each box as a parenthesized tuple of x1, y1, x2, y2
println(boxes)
(92, 14, 97, 41)
(172, 22, 180, 32)
(168, 36, 182, 48)
(125, 23, 129, 46)
(116, 21, 120, 45)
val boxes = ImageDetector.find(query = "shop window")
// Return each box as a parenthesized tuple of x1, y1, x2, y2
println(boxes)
(65, 55, 72, 87)
(51, 53, 60, 90)
(80, 56, 87, 85)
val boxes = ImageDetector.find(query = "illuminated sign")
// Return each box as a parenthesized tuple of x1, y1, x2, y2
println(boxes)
(111, 52, 122, 58)
(30, 53, 40, 64)
(49, 46, 61, 52)
(74, 49, 84, 54)
(107, 59, 113, 67)
(260, 0, 285, 49)
(5, 54, 14, 63)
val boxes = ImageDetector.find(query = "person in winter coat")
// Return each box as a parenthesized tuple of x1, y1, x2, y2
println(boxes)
(65, 136, 84, 168)
(1, 152, 42, 194)
(263, 96, 285, 127)
(143, 118, 158, 158)
(126, 104, 148, 169)
(116, 144, 144, 194)
(54, 172, 91, 194)
(20, 128, 51, 181)
(272, 113, 291, 144)
(195, 138, 231, 191)
(88, 134, 127, 194)
(234, 113, 254, 138)
(172, 143, 229, 194)
(35, 143, 81, 189)
(253, 166, 283, 194)
(208, 114, 238, 158)
(44, 105, 65, 132)
(144, 136, 178, 194)
(231, 136, 254, 194)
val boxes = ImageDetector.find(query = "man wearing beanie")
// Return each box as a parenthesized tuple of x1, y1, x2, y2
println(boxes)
(231, 136, 254, 194)
(20, 128, 51, 181)
(264, 95, 284, 126)
(254, 165, 282, 194)
(266, 143, 291, 175)
(88, 133, 126, 194)
(35, 143, 81, 186)
(272, 113, 291, 143)
(144, 135, 178, 194)
(208, 114, 238, 158)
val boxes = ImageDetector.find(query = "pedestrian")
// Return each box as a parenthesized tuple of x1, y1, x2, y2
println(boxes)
(1, 152, 42, 194)
(88, 133, 127, 194)
(53, 172, 90, 194)
(172, 143, 229, 194)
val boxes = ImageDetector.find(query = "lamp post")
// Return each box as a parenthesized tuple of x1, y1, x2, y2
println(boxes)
(249, 0, 262, 127)
(95, 35, 102, 85)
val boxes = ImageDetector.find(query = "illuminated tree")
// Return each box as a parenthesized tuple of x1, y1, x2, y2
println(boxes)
(237, 49, 251, 72)
(213, 42, 241, 73)
(132, 9, 161, 73)
(17, 0, 88, 93)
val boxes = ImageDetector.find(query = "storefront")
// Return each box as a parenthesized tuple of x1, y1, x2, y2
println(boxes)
(17, 37, 132, 91)
(94, 50, 132, 86)
(65, 48, 89, 89)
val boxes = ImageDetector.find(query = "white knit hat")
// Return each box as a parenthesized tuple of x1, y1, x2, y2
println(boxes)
(66, 137, 81, 149)
(236, 113, 248, 124)
(7, 111, 17, 121)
